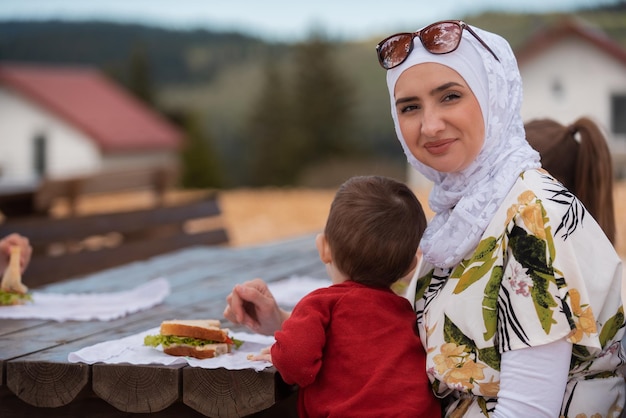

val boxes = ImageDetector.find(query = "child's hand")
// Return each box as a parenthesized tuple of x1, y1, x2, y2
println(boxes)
(246, 346, 272, 363)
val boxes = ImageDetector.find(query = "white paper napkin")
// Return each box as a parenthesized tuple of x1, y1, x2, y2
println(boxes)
(268, 275, 330, 307)
(68, 328, 275, 371)
(0, 277, 170, 321)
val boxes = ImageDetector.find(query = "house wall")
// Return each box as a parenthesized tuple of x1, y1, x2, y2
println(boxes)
(519, 36, 626, 176)
(0, 87, 102, 185)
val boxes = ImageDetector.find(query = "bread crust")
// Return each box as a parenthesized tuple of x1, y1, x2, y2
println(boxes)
(163, 343, 230, 359)
(160, 319, 229, 342)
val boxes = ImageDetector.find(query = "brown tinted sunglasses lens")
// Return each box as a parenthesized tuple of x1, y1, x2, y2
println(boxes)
(420, 22, 462, 54)
(379, 33, 413, 69)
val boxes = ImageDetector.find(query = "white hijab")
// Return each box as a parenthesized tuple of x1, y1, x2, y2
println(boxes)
(386, 24, 541, 269)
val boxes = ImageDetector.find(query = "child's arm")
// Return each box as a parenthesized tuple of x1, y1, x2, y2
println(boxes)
(270, 292, 330, 387)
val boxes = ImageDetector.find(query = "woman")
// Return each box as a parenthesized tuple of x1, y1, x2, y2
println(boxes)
(225, 20, 625, 417)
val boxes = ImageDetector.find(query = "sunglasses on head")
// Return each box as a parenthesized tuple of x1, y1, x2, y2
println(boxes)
(375, 20, 500, 70)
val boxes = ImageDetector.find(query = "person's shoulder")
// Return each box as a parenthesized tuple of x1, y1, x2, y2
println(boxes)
(518, 168, 556, 188)
(292, 282, 363, 314)
(516, 168, 569, 202)
(334, 281, 408, 305)
(298, 281, 357, 302)
(494, 168, 569, 227)
(514, 169, 612, 242)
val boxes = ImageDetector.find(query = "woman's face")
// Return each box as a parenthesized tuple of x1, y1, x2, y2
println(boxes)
(394, 63, 485, 173)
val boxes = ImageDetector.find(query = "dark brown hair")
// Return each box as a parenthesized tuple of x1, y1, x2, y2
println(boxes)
(525, 117, 616, 244)
(324, 175, 427, 288)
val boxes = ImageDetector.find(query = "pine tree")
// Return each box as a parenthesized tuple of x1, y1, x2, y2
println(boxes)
(242, 32, 358, 186)
(175, 111, 223, 189)
(128, 43, 155, 105)
(244, 58, 303, 185)
(291, 32, 357, 165)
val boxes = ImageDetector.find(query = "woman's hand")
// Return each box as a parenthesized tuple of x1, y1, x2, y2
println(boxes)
(223, 278, 290, 335)
(0, 233, 32, 275)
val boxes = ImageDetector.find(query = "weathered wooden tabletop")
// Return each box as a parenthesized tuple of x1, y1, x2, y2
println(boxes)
(0, 233, 324, 418)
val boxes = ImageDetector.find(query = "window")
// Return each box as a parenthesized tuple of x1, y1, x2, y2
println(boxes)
(551, 78, 564, 101)
(611, 94, 626, 135)
(33, 132, 47, 177)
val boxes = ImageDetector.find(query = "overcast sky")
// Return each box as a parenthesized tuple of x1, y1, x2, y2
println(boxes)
(0, 0, 619, 41)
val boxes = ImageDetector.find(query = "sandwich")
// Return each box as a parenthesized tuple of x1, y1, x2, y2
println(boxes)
(144, 319, 243, 359)
(0, 246, 31, 306)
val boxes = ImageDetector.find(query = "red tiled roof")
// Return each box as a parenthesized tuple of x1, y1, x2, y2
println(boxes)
(0, 62, 182, 153)
(516, 17, 626, 67)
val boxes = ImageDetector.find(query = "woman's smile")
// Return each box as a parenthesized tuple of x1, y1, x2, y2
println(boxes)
(424, 138, 457, 155)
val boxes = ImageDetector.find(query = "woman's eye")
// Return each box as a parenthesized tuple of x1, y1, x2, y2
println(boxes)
(442, 92, 461, 102)
(399, 104, 420, 113)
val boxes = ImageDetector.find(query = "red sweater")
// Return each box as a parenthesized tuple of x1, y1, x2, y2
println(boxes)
(271, 281, 441, 418)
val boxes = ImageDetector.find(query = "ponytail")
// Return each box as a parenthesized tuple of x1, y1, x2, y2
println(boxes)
(570, 117, 616, 244)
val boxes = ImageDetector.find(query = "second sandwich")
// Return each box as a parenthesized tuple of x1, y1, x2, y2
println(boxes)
(144, 319, 243, 359)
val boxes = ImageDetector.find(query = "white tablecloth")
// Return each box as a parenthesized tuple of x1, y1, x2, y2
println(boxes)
(0, 277, 170, 321)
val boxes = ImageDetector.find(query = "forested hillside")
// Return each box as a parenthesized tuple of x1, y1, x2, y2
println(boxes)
(0, 20, 283, 84)
(2, 4, 625, 187)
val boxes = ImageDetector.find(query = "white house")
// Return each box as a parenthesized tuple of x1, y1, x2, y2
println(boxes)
(408, 17, 626, 188)
(0, 62, 183, 188)
(517, 17, 626, 178)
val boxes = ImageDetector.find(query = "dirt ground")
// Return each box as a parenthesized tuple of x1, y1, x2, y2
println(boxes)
(217, 187, 434, 248)
(217, 188, 335, 247)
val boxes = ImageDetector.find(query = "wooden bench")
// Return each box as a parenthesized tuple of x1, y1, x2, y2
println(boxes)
(34, 166, 177, 216)
(0, 194, 229, 287)
(0, 166, 177, 218)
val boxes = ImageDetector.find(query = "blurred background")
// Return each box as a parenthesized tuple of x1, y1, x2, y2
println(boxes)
(0, 0, 625, 255)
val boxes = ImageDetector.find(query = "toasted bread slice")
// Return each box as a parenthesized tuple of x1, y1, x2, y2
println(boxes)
(163, 343, 231, 359)
(160, 319, 229, 343)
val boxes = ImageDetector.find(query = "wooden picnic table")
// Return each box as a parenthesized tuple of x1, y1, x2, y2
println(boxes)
(0, 234, 325, 418)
